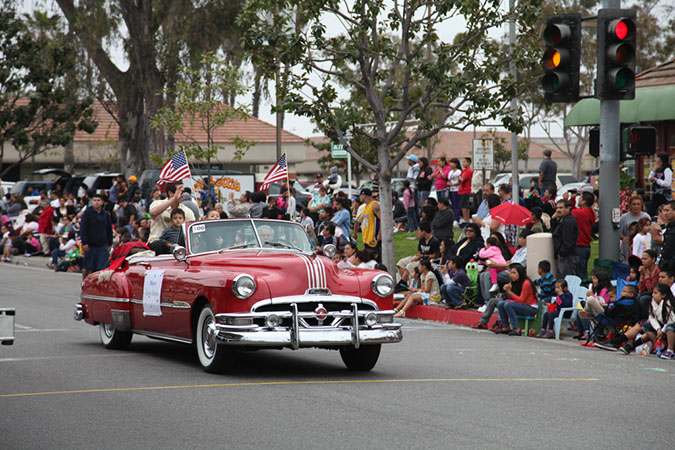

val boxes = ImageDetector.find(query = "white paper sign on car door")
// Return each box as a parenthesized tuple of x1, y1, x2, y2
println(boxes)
(143, 270, 165, 316)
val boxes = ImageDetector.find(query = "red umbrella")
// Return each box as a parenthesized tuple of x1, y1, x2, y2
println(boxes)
(490, 202, 533, 226)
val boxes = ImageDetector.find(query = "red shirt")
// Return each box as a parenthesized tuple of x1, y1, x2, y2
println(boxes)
(572, 207, 595, 247)
(38, 207, 54, 234)
(459, 168, 473, 195)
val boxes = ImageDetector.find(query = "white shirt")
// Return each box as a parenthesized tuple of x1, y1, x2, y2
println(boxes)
(148, 201, 196, 243)
(632, 233, 651, 257)
(448, 169, 461, 192)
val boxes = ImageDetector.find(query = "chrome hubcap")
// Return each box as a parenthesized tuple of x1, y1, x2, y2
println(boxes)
(103, 323, 114, 338)
(202, 316, 216, 359)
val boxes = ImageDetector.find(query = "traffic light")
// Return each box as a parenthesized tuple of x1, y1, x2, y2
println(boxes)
(589, 127, 599, 157)
(596, 9, 637, 100)
(624, 125, 657, 156)
(542, 13, 581, 103)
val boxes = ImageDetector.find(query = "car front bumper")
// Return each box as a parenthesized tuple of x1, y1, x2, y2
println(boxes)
(214, 303, 402, 349)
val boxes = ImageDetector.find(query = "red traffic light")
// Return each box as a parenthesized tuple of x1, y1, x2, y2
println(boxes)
(544, 24, 571, 45)
(609, 18, 635, 41)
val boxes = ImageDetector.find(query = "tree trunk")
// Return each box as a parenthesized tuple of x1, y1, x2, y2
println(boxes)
(378, 146, 396, 278)
(252, 67, 262, 118)
(63, 142, 74, 173)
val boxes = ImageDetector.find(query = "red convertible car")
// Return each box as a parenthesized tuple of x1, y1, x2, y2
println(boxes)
(75, 219, 402, 372)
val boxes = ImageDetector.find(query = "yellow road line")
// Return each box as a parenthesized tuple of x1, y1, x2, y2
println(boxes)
(0, 378, 598, 399)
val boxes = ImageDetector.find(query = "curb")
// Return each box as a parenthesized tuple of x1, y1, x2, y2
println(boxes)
(405, 304, 499, 328)
(3, 255, 52, 271)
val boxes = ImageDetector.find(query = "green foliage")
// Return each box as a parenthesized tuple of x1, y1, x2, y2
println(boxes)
(0, 2, 97, 178)
(150, 53, 254, 178)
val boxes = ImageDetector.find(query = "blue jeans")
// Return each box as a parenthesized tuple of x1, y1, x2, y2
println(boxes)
(497, 301, 538, 329)
(420, 190, 431, 210)
(406, 208, 418, 232)
(436, 189, 447, 203)
(441, 284, 466, 306)
(577, 246, 590, 279)
(51, 248, 66, 265)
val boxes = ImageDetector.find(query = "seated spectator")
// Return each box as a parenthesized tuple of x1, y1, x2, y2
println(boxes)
(2, 230, 21, 262)
(431, 198, 454, 242)
(627, 265, 639, 284)
(391, 192, 406, 230)
(477, 230, 530, 306)
(448, 223, 484, 262)
(479, 236, 507, 294)
(596, 283, 675, 355)
(265, 196, 284, 219)
(473, 194, 503, 241)
(637, 249, 660, 321)
(573, 267, 612, 339)
(420, 205, 436, 224)
(535, 279, 572, 338)
(395, 222, 440, 291)
(331, 198, 352, 238)
(337, 242, 357, 269)
(529, 207, 546, 233)
(440, 256, 473, 309)
(156, 209, 185, 254)
(23, 231, 41, 255)
(394, 259, 441, 317)
(491, 264, 537, 336)
(348, 250, 377, 270)
(300, 207, 314, 229)
(317, 222, 339, 251)
(533, 260, 557, 305)
(48, 231, 77, 269)
(579, 283, 637, 330)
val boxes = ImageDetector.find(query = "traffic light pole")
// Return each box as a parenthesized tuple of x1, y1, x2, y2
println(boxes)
(598, 0, 621, 260)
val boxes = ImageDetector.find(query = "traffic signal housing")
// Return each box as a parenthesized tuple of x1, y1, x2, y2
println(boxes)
(596, 9, 637, 100)
(624, 125, 657, 156)
(542, 13, 582, 103)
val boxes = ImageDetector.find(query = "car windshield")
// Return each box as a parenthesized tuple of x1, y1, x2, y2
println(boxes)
(187, 219, 313, 254)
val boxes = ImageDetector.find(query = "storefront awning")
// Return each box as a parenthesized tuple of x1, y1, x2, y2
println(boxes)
(564, 84, 675, 127)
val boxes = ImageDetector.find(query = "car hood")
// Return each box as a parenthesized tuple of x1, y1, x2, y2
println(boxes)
(191, 250, 377, 301)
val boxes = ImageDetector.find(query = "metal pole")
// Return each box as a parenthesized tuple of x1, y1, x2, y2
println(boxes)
(599, 0, 621, 260)
(509, 0, 519, 205)
(347, 152, 353, 198)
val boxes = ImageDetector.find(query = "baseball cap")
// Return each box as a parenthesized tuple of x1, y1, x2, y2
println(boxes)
(316, 173, 323, 178)
(129, 175, 137, 181)
(406, 155, 418, 163)
(360, 188, 372, 197)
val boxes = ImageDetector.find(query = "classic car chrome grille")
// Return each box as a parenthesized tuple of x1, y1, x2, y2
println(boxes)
(254, 302, 376, 327)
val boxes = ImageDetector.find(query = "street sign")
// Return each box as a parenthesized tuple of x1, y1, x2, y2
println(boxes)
(331, 142, 348, 158)
(472, 139, 494, 170)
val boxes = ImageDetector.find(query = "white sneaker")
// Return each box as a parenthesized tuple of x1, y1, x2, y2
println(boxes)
(489, 283, 499, 293)
(453, 221, 459, 227)
(477, 305, 487, 313)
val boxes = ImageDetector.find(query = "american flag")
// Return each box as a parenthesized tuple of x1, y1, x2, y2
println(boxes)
(261, 153, 288, 190)
(156, 151, 192, 185)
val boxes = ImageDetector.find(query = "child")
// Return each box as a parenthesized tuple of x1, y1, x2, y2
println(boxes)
(631, 217, 652, 256)
(535, 279, 572, 338)
(300, 207, 314, 229)
(440, 256, 473, 308)
(23, 231, 41, 256)
(627, 265, 639, 283)
(159, 209, 185, 252)
(479, 236, 506, 293)
(581, 284, 637, 343)
(534, 260, 556, 304)
(596, 283, 675, 354)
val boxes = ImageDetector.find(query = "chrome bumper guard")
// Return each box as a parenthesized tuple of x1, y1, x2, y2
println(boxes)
(74, 304, 84, 321)
(215, 303, 402, 349)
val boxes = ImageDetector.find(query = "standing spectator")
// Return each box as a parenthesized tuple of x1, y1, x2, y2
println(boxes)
(632, 217, 652, 257)
(620, 195, 650, 263)
(37, 200, 54, 255)
(248, 191, 268, 218)
(658, 200, 675, 270)
(572, 191, 597, 278)
(431, 198, 454, 243)
(391, 192, 406, 230)
(415, 157, 433, 214)
(227, 191, 251, 218)
(447, 158, 462, 224)
(359, 188, 381, 261)
(284, 186, 297, 220)
(402, 180, 417, 232)
(308, 185, 331, 221)
(80, 193, 113, 279)
(117, 196, 137, 228)
(458, 157, 473, 224)
(647, 152, 673, 217)
(538, 149, 557, 192)
(497, 184, 519, 248)
(552, 199, 579, 278)
(182, 187, 201, 219)
(429, 157, 451, 202)
(405, 155, 420, 186)
(127, 175, 140, 198)
(115, 175, 128, 201)
(331, 198, 351, 239)
(475, 183, 495, 221)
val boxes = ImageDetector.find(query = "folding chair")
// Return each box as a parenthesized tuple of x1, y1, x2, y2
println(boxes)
(459, 260, 479, 306)
(585, 297, 637, 345)
(553, 284, 585, 340)
(564, 275, 582, 296)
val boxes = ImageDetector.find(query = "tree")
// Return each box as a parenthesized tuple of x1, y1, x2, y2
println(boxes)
(150, 53, 253, 203)
(54, 0, 246, 176)
(239, 0, 544, 273)
(484, 131, 529, 173)
(0, 2, 96, 179)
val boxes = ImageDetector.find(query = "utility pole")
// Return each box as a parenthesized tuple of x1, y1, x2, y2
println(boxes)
(509, 0, 519, 204)
(598, 0, 622, 260)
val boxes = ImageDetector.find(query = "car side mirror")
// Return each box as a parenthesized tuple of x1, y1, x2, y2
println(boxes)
(322, 244, 337, 258)
(173, 245, 187, 262)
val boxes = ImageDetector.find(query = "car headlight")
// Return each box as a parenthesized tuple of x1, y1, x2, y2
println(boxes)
(371, 273, 394, 297)
(232, 274, 256, 299)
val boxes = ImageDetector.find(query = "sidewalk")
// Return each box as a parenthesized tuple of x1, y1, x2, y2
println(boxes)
(3, 254, 53, 271)
(403, 304, 499, 328)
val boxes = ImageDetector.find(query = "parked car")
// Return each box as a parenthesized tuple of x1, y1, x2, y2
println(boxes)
(491, 172, 577, 192)
(32, 168, 86, 197)
(0, 181, 15, 198)
(77, 172, 122, 197)
(10, 180, 54, 211)
(555, 182, 592, 202)
(75, 218, 402, 373)
(359, 178, 406, 197)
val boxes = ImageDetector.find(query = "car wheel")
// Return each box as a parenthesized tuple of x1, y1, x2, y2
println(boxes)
(196, 305, 237, 373)
(99, 322, 132, 349)
(339, 344, 381, 371)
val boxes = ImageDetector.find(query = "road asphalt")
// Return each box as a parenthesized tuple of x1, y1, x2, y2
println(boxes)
(1, 263, 673, 449)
